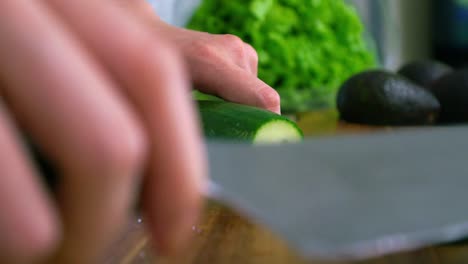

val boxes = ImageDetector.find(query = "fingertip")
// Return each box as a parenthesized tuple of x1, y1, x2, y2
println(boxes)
(258, 86, 281, 114)
(149, 196, 202, 256)
(2, 205, 61, 262)
(23, 210, 61, 260)
(145, 155, 206, 256)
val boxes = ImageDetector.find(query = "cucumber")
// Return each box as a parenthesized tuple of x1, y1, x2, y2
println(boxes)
(197, 101, 303, 144)
(192, 90, 224, 102)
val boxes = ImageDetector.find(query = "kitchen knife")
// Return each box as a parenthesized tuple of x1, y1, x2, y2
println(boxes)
(204, 126, 468, 261)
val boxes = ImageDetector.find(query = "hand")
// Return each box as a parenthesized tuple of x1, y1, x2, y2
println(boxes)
(0, 0, 205, 263)
(128, 1, 281, 114)
(162, 27, 282, 114)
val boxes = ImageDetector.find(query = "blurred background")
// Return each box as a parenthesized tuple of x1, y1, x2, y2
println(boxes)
(352, 0, 468, 70)
(150, 0, 468, 111)
(351, 0, 432, 70)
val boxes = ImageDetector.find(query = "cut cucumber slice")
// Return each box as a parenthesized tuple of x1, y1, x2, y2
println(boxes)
(197, 101, 303, 144)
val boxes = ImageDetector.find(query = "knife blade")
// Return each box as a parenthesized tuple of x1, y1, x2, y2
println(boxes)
(204, 126, 468, 261)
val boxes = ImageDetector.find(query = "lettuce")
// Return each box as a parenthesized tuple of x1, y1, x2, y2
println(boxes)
(188, 0, 377, 112)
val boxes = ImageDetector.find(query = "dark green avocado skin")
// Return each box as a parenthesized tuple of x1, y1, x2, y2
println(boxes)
(398, 61, 453, 89)
(430, 69, 468, 123)
(337, 70, 440, 126)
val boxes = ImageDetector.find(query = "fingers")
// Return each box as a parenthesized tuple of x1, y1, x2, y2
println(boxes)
(113, 3, 277, 114)
(0, 1, 147, 262)
(0, 102, 59, 263)
(193, 60, 281, 114)
(217, 34, 258, 75)
(180, 33, 280, 113)
(47, 0, 206, 254)
(214, 37, 279, 113)
(244, 43, 259, 76)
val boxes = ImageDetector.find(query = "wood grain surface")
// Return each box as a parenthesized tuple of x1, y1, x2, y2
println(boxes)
(106, 110, 468, 264)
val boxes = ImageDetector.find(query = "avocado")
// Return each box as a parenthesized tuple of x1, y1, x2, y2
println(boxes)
(398, 60, 453, 88)
(337, 70, 440, 126)
(430, 69, 468, 123)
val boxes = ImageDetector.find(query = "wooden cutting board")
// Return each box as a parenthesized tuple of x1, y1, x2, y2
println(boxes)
(105, 110, 468, 264)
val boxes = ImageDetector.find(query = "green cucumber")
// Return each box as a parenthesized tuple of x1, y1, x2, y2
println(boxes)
(197, 101, 303, 144)
(192, 90, 224, 102)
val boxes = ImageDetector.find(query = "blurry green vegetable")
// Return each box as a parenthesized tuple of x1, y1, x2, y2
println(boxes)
(188, 0, 377, 112)
(192, 90, 224, 101)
